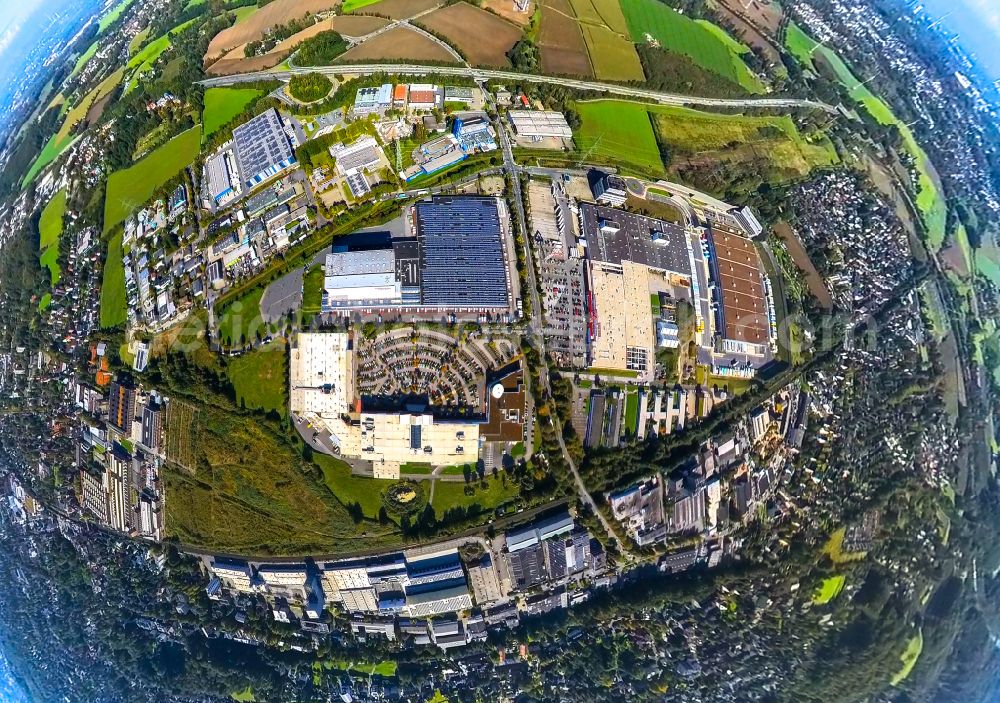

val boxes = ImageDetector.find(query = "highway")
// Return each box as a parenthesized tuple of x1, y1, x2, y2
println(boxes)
(200, 64, 836, 114)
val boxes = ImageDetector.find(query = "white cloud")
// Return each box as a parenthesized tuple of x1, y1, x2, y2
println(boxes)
(0, 22, 20, 56)
(964, 0, 1000, 41)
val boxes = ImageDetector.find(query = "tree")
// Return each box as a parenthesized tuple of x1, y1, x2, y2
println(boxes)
(288, 73, 333, 103)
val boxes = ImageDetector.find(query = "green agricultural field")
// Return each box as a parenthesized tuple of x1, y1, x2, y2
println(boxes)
(430, 474, 518, 515)
(226, 343, 288, 417)
(891, 630, 924, 685)
(343, 0, 383, 13)
(784, 23, 947, 250)
(573, 99, 665, 176)
(976, 244, 1000, 287)
(314, 454, 395, 521)
(163, 403, 397, 555)
(104, 125, 201, 234)
(23, 67, 126, 187)
(580, 24, 645, 82)
(203, 87, 265, 138)
(100, 232, 127, 328)
(126, 18, 199, 92)
(99, 0, 136, 34)
(129, 26, 151, 55)
(812, 574, 846, 604)
(38, 189, 66, 251)
(621, 0, 764, 93)
(217, 287, 266, 346)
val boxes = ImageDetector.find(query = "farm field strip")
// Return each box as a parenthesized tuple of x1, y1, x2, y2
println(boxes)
(103, 125, 201, 235)
(419, 2, 522, 68)
(99, 232, 127, 329)
(621, 0, 764, 93)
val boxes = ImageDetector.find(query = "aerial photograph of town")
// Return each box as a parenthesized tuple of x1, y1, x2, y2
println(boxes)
(0, 0, 999, 700)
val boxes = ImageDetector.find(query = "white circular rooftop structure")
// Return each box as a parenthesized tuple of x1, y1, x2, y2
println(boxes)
(491, 383, 505, 399)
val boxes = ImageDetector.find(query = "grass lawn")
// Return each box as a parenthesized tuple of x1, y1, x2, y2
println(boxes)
(573, 99, 664, 176)
(40, 247, 61, 285)
(226, 343, 288, 416)
(650, 104, 838, 186)
(623, 391, 638, 435)
(99, 232, 127, 328)
(400, 462, 435, 474)
(621, 0, 763, 93)
(785, 22, 946, 250)
(217, 287, 266, 346)
(314, 454, 394, 520)
(104, 125, 201, 234)
(203, 87, 265, 139)
(431, 473, 518, 514)
(301, 264, 325, 316)
(822, 527, 867, 564)
(230, 686, 255, 702)
(891, 630, 923, 686)
(343, 0, 383, 12)
(129, 26, 151, 55)
(39, 188, 67, 251)
(99, 0, 136, 34)
(812, 574, 845, 605)
(38, 293, 52, 311)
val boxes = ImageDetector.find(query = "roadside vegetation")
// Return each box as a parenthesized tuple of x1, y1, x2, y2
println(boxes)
(287, 72, 333, 103)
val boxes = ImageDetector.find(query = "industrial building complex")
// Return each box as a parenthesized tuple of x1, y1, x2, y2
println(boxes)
(320, 196, 515, 316)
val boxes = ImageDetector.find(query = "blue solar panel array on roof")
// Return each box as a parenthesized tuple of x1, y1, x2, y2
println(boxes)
(416, 196, 509, 308)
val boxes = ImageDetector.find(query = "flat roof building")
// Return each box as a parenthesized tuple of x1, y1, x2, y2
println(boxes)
(407, 83, 440, 111)
(324, 249, 401, 308)
(353, 84, 393, 115)
(330, 135, 384, 177)
(580, 203, 692, 279)
(508, 110, 572, 139)
(232, 108, 296, 189)
(705, 224, 769, 355)
(415, 196, 510, 310)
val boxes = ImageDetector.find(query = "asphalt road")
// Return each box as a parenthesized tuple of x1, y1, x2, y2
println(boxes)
(200, 65, 836, 114)
(260, 267, 304, 323)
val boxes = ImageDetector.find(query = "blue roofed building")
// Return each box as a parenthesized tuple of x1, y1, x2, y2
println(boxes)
(415, 196, 510, 311)
(232, 108, 297, 190)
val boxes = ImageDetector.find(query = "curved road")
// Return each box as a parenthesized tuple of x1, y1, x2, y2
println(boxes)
(200, 64, 836, 113)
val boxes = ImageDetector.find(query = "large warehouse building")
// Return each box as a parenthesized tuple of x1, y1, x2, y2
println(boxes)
(578, 201, 774, 376)
(290, 332, 483, 479)
(704, 221, 771, 357)
(580, 203, 699, 380)
(232, 108, 297, 189)
(321, 196, 513, 315)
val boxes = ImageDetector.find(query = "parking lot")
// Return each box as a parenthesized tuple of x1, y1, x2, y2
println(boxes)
(356, 326, 518, 408)
(538, 254, 588, 368)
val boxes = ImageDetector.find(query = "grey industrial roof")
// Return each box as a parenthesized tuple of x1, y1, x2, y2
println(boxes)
(415, 196, 509, 308)
(233, 109, 294, 182)
(326, 249, 395, 277)
(580, 203, 692, 277)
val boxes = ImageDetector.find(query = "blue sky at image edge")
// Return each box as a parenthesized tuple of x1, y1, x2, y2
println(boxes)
(918, 0, 1000, 78)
